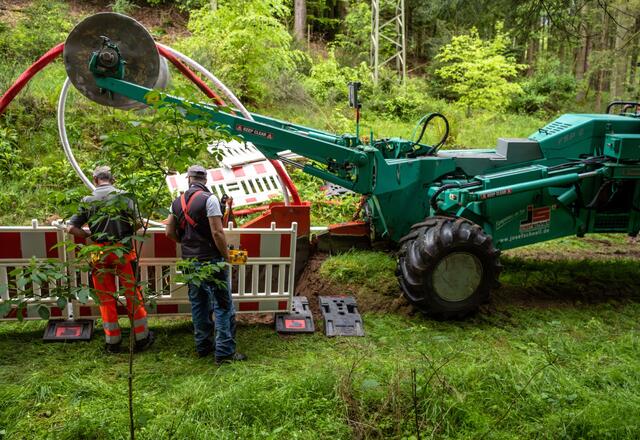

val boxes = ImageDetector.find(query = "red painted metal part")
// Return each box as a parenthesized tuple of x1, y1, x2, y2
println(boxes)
(0, 42, 302, 206)
(326, 221, 370, 236)
(242, 202, 311, 237)
(233, 205, 271, 216)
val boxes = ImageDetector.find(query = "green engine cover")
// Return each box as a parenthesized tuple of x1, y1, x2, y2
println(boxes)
(604, 134, 640, 160)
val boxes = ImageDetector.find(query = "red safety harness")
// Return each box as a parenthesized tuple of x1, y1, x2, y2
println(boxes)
(179, 190, 205, 230)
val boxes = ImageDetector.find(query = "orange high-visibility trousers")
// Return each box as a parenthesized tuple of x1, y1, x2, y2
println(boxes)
(91, 247, 149, 345)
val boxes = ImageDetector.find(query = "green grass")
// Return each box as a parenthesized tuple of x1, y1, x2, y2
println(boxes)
(2, 304, 640, 438)
(320, 249, 398, 294)
(2, 245, 640, 439)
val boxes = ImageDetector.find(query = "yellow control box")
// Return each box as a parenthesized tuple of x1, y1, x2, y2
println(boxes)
(229, 249, 248, 265)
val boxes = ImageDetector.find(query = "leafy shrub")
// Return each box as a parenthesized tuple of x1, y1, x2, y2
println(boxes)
(368, 77, 433, 120)
(510, 57, 577, 114)
(303, 51, 372, 105)
(0, 1, 71, 64)
(0, 127, 19, 174)
(433, 23, 525, 114)
(143, 0, 207, 11)
(333, 2, 372, 66)
(181, 0, 307, 104)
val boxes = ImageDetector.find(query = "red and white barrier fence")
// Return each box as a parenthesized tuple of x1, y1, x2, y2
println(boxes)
(0, 220, 297, 320)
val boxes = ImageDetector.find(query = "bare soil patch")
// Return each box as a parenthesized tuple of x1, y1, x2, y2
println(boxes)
(295, 253, 414, 321)
(294, 249, 640, 321)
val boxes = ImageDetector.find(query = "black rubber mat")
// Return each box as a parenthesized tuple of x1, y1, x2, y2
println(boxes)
(319, 296, 364, 337)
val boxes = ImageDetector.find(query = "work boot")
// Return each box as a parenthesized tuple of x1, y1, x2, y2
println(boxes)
(105, 342, 121, 354)
(134, 331, 155, 353)
(197, 346, 214, 358)
(215, 352, 247, 365)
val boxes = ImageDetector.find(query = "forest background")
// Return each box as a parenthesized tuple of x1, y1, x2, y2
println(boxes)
(1, 0, 639, 225)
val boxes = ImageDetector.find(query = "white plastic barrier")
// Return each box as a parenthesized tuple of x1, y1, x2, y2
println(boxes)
(166, 159, 283, 207)
(0, 221, 67, 319)
(0, 221, 297, 320)
(208, 139, 265, 168)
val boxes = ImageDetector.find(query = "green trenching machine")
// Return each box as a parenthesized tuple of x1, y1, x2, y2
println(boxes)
(64, 13, 640, 318)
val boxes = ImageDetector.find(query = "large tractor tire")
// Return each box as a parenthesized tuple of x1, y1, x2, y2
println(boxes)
(397, 216, 501, 319)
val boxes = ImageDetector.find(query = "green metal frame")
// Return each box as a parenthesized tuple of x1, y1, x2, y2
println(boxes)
(89, 49, 640, 247)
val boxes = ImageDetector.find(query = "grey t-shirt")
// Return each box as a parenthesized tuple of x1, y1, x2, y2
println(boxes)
(205, 195, 223, 217)
(69, 184, 138, 243)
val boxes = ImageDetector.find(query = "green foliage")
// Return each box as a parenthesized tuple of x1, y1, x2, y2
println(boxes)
(182, 0, 306, 103)
(1, 253, 96, 321)
(333, 2, 372, 66)
(143, 0, 207, 11)
(288, 167, 361, 225)
(98, 87, 232, 217)
(434, 24, 525, 114)
(320, 250, 396, 290)
(511, 57, 578, 114)
(304, 51, 371, 105)
(307, 0, 343, 37)
(367, 76, 434, 120)
(0, 1, 71, 64)
(175, 259, 227, 289)
(0, 127, 19, 175)
(110, 0, 138, 14)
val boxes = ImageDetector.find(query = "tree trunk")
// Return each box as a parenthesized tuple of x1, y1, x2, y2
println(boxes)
(526, 37, 538, 76)
(613, 10, 628, 99)
(294, 0, 306, 42)
(595, 9, 611, 112)
(629, 16, 640, 97)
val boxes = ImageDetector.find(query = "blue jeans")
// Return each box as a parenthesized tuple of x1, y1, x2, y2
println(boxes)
(187, 260, 236, 358)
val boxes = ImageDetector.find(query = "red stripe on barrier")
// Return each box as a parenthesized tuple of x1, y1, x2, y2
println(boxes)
(74, 235, 86, 245)
(211, 170, 224, 181)
(246, 197, 257, 203)
(232, 167, 245, 178)
(254, 163, 266, 174)
(240, 234, 261, 257)
(278, 300, 288, 310)
(116, 306, 128, 316)
(239, 301, 259, 311)
(280, 234, 291, 258)
(0, 232, 22, 258)
(4, 308, 27, 319)
(45, 232, 58, 258)
(50, 306, 62, 317)
(156, 304, 179, 314)
(169, 175, 177, 190)
(79, 306, 93, 317)
(154, 234, 177, 258)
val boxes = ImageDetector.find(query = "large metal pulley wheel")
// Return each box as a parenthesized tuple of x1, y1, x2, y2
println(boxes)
(63, 12, 169, 109)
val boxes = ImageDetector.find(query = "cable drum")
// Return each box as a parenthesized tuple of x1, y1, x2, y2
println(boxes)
(63, 13, 169, 110)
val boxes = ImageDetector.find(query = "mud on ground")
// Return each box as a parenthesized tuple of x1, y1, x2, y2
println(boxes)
(292, 240, 640, 323)
(295, 253, 414, 321)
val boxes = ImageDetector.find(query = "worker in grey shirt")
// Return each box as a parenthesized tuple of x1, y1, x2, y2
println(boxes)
(166, 165, 246, 364)
(67, 165, 154, 353)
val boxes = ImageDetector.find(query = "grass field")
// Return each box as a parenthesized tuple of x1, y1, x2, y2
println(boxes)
(2, 238, 640, 440)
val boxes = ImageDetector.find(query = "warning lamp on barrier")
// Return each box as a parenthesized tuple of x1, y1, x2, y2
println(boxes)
(43, 320, 94, 342)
